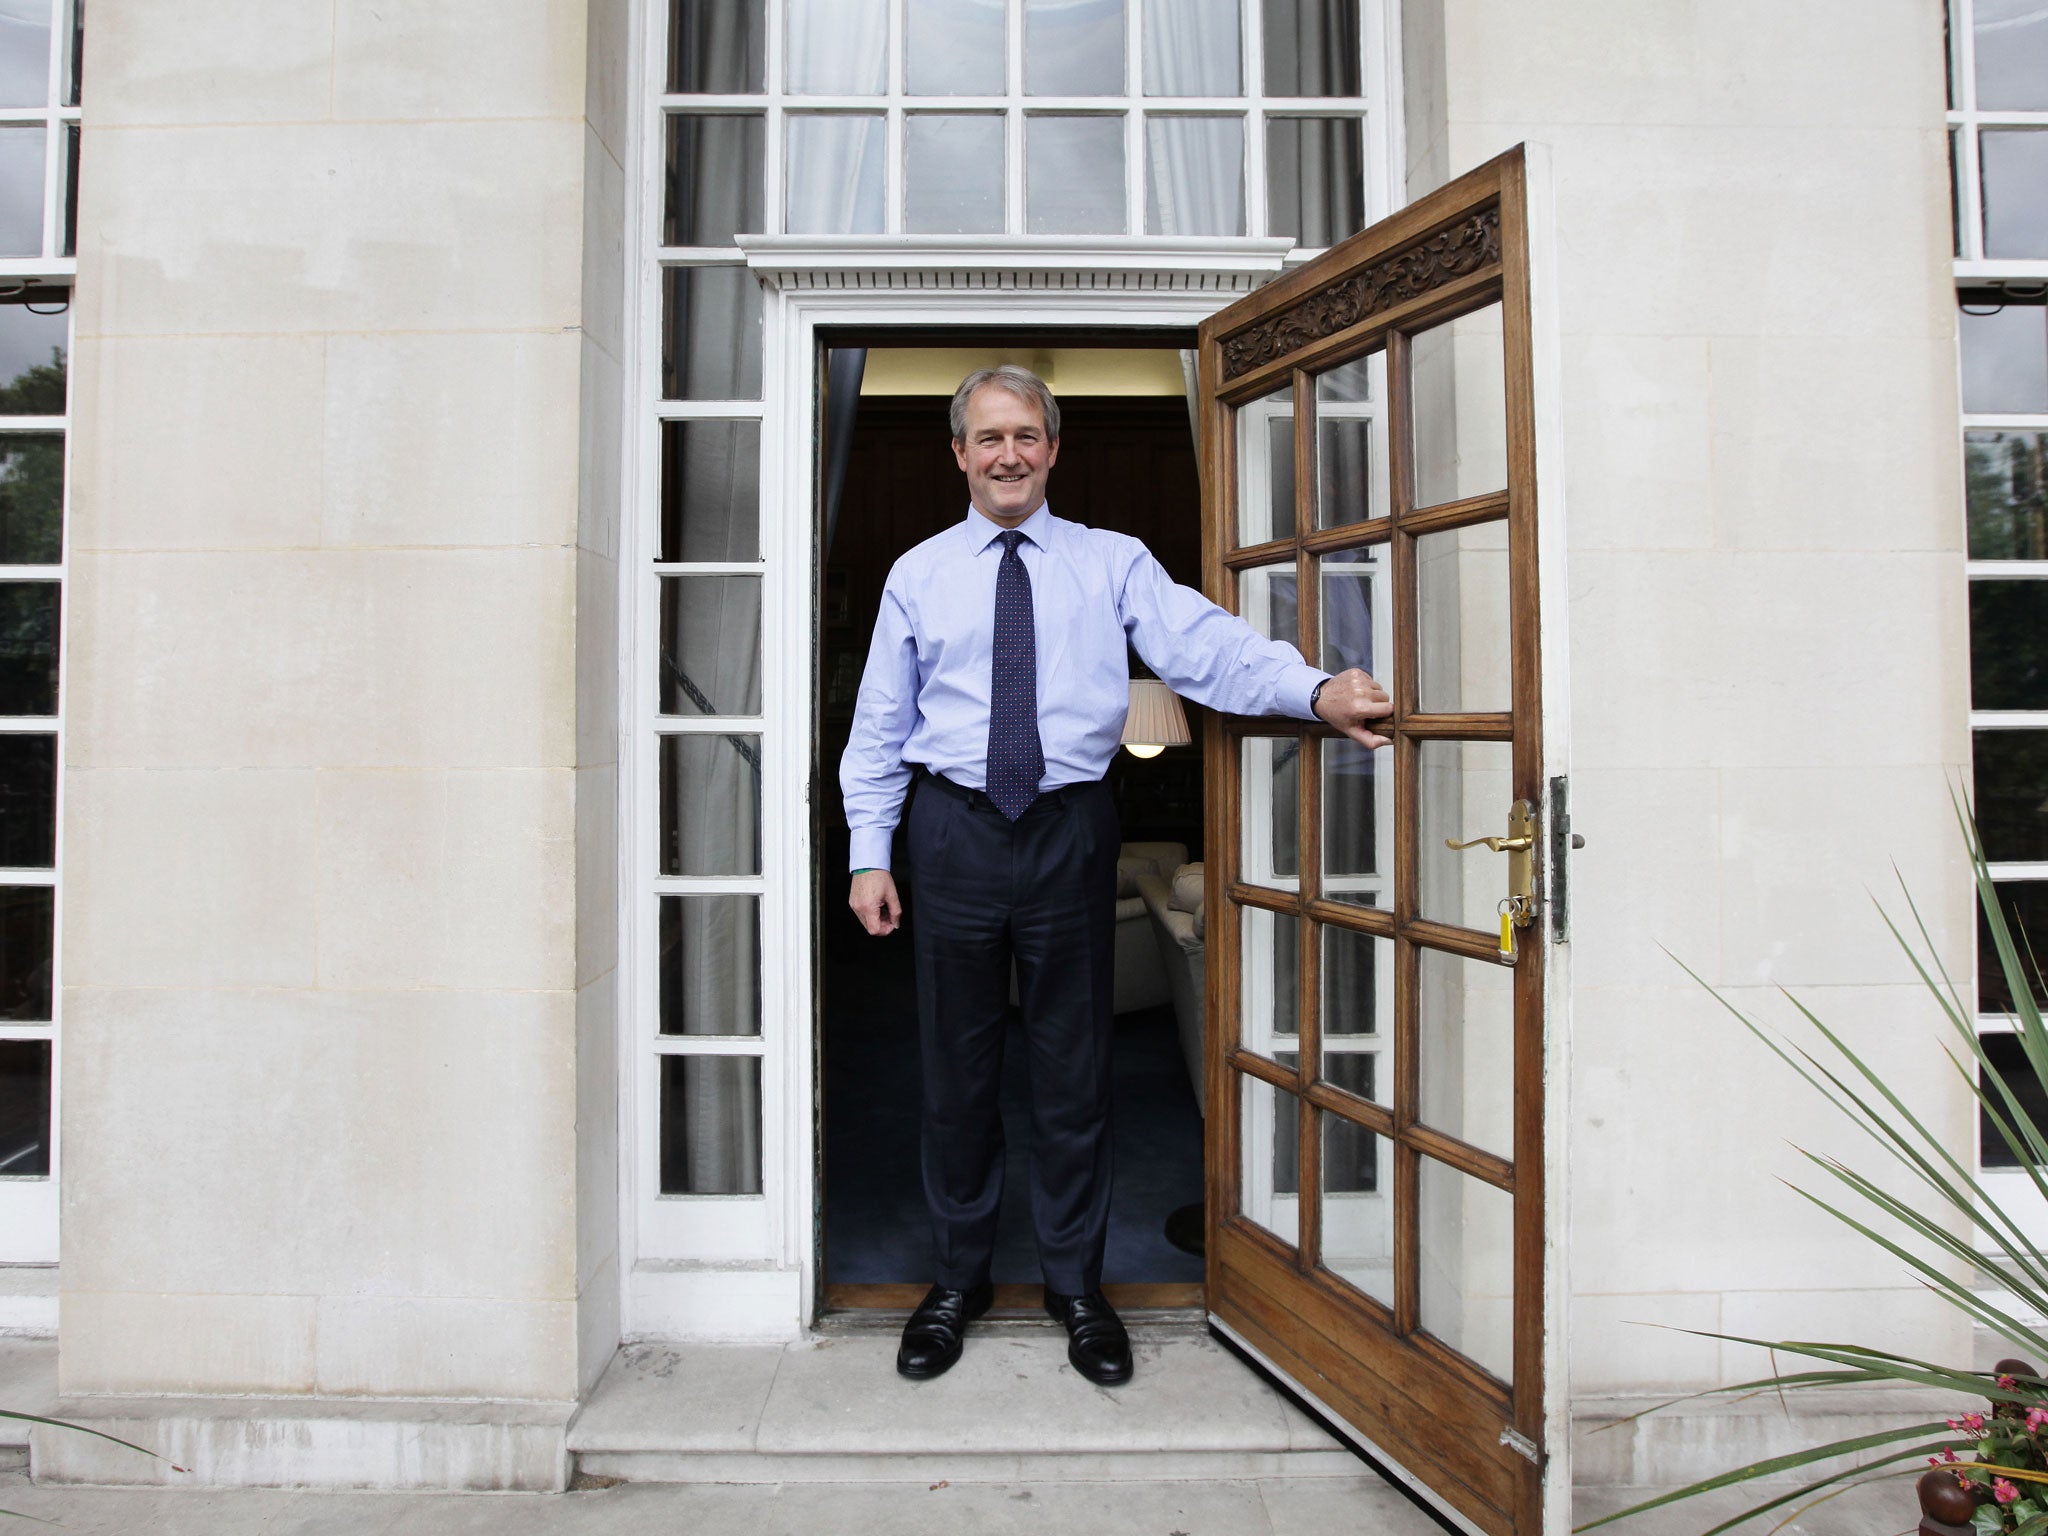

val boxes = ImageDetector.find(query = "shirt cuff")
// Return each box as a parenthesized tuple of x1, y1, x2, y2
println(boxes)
(849, 828, 895, 873)
(1285, 663, 1332, 721)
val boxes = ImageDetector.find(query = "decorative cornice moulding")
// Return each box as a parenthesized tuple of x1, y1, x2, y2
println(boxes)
(737, 235, 1296, 294)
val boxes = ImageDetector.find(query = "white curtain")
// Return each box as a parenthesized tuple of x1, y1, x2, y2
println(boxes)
(786, 0, 888, 93)
(786, 114, 888, 235)
(1140, 0, 1240, 95)
(1146, 115, 1244, 236)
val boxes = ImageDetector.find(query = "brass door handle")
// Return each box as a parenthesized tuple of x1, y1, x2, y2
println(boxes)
(1445, 833, 1533, 853)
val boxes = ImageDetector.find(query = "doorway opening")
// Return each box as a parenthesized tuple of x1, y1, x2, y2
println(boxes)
(815, 334, 1212, 1313)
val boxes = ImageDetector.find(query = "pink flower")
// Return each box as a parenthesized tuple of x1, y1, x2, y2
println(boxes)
(1994, 1478, 2020, 1506)
(1942, 1448, 1962, 1463)
(2027, 1408, 2048, 1434)
(2001, 1374, 2020, 1391)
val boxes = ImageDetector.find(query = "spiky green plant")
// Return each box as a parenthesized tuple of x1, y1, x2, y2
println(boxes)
(0, 1410, 176, 1521)
(1581, 804, 2048, 1535)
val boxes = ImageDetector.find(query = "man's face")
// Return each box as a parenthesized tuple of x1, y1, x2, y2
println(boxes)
(952, 383, 1059, 526)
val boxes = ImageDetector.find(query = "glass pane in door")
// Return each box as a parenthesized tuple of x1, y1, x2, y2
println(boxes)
(1415, 522, 1510, 714)
(1317, 547, 1382, 676)
(1416, 739, 1514, 933)
(1320, 1114, 1393, 1309)
(1418, 944, 1513, 1160)
(1321, 737, 1389, 908)
(1315, 352, 1382, 530)
(1418, 1157, 1515, 1383)
(1240, 1067, 1300, 1249)
(1410, 302, 1506, 509)
(1240, 905, 1299, 1056)
(1240, 736, 1300, 887)
(1239, 561, 1299, 645)
(1236, 382, 1296, 545)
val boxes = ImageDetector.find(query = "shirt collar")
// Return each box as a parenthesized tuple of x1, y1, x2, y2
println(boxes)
(964, 502, 1052, 552)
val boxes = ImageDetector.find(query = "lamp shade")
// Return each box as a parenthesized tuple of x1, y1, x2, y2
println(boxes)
(1121, 679, 1191, 758)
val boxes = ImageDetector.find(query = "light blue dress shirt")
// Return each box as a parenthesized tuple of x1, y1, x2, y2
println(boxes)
(841, 504, 1329, 872)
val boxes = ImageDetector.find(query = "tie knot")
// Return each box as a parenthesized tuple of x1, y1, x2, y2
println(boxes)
(997, 530, 1025, 555)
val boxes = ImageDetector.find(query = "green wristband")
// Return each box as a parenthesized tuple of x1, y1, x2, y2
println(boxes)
(852, 867, 882, 875)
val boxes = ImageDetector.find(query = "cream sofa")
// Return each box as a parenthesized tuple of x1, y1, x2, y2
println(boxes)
(1136, 861, 1207, 1109)
(1112, 842, 1186, 1015)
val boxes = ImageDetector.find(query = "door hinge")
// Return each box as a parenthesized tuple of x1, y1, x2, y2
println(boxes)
(1548, 775, 1583, 943)
(1499, 1426, 1543, 1465)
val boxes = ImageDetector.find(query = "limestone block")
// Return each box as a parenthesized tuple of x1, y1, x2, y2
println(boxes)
(313, 1294, 578, 1400)
(59, 1290, 317, 1396)
(1555, 333, 1714, 551)
(83, 0, 334, 127)
(331, 0, 587, 122)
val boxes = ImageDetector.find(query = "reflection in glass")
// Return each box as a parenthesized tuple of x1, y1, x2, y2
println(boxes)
(1321, 1117, 1392, 1306)
(1976, 730, 2048, 864)
(1145, 115, 1244, 235)
(1320, 925, 1384, 1044)
(1977, 0, 2048, 111)
(0, 1038, 49, 1177)
(60, 124, 73, 258)
(787, 113, 887, 234)
(906, 114, 1005, 235)
(1316, 354, 1378, 529)
(1266, 116, 1362, 249)
(660, 894, 762, 1036)
(1969, 431, 2048, 560)
(659, 575, 762, 717)
(1321, 739, 1388, 907)
(0, 300, 67, 414)
(1241, 736, 1299, 886)
(664, 114, 764, 247)
(63, 0, 78, 107)
(0, 582, 55, 716)
(1234, 384, 1294, 545)
(0, 883, 48, 1020)
(659, 1053, 762, 1193)
(1240, 905, 1298, 1051)
(0, 732, 51, 867)
(1971, 581, 2048, 710)
(1416, 523, 1511, 714)
(0, 2, 48, 108)
(1239, 562, 1298, 647)
(1411, 302, 1507, 508)
(1417, 739, 1513, 932)
(1026, 115, 1125, 233)
(669, 0, 766, 93)
(908, 0, 1004, 94)
(1143, 0, 1241, 94)
(1318, 547, 1378, 675)
(786, 0, 886, 94)
(659, 420, 759, 563)
(1027, 0, 1124, 95)
(1263, 0, 1360, 96)
(1418, 1157, 1514, 1382)
(661, 267, 763, 400)
(0, 127, 41, 258)
(1982, 131, 2048, 259)
(659, 733, 762, 876)
(1981, 880, 2048, 1015)
(0, 435, 60, 564)
(1960, 297, 2048, 415)
(1419, 945, 1514, 1161)
(1982, 1033, 2048, 1167)
(1239, 1067, 1299, 1250)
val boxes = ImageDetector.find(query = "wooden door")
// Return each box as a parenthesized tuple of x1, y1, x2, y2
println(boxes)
(1198, 148, 1547, 1536)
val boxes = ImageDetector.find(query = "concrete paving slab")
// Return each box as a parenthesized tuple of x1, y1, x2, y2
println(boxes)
(1256, 1471, 1450, 1536)
(1573, 1475, 1915, 1535)
(566, 1339, 786, 1453)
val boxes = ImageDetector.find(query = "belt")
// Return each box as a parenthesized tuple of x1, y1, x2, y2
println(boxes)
(916, 765, 1101, 813)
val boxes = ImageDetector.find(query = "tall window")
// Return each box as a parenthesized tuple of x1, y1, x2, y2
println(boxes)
(0, 0, 81, 1264)
(1948, 1, 2048, 1165)
(639, 0, 1384, 1260)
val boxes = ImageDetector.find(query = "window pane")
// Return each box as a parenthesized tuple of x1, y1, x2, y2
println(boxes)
(786, 113, 886, 234)
(1971, 581, 2048, 711)
(1241, 906, 1298, 1053)
(1266, 116, 1363, 248)
(1320, 1115, 1391, 1306)
(0, 1038, 49, 1177)
(660, 894, 761, 1036)
(1951, 127, 1963, 258)
(0, 732, 52, 868)
(1982, 1033, 2048, 1166)
(0, 435, 61, 565)
(1980, 881, 2048, 1017)
(1027, 0, 1124, 95)
(1318, 547, 1380, 674)
(62, 0, 77, 107)
(668, 0, 766, 93)
(1412, 301, 1508, 507)
(0, 1, 49, 109)
(0, 126, 43, 258)
(659, 575, 762, 717)
(661, 267, 762, 401)
(1417, 739, 1513, 932)
(1142, 0, 1241, 95)
(1240, 736, 1299, 886)
(908, 0, 1004, 95)
(1144, 114, 1244, 235)
(1239, 561, 1297, 647)
(1977, 0, 2048, 110)
(1239, 1067, 1299, 1248)
(1263, 0, 1360, 96)
(659, 420, 759, 563)
(0, 582, 55, 716)
(1025, 115, 1125, 234)
(0, 299, 67, 414)
(1977, 730, 2048, 864)
(1968, 431, 2048, 560)
(0, 883, 49, 1021)
(905, 114, 1005, 235)
(1418, 1157, 1514, 1383)
(1960, 296, 2048, 415)
(59, 123, 74, 258)
(786, 0, 885, 94)
(663, 113, 764, 247)
(1319, 925, 1386, 1044)
(1982, 131, 2048, 260)
(1416, 523, 1511, 714)
(659, 1054, 762, 1194)
(1419, 945, 1514, 1161)
(1321, 738, 1389, 908)
(659, 733, 762, 876)
(1235, 381, 1294, 546)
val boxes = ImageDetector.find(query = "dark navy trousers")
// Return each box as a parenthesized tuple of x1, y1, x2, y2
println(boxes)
(904, 769, 1121, 1296)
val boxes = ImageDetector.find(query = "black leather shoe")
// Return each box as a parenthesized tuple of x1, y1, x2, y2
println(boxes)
(1044, 1288, 1133, 1386)
(896, 1282, 994, 1380)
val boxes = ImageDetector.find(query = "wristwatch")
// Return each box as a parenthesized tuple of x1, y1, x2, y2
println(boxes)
(1309, 677, 1330, 712)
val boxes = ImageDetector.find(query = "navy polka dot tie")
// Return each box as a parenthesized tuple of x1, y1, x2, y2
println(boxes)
(985, 529, 1043, 822)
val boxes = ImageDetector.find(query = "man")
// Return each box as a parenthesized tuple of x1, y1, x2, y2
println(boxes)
(842, 365, 1391, 1387)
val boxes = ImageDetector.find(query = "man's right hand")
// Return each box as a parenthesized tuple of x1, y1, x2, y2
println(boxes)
(850, 870, 903, 936)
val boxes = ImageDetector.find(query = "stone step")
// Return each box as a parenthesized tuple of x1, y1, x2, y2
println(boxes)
(567, 1325, 1363, 1486)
